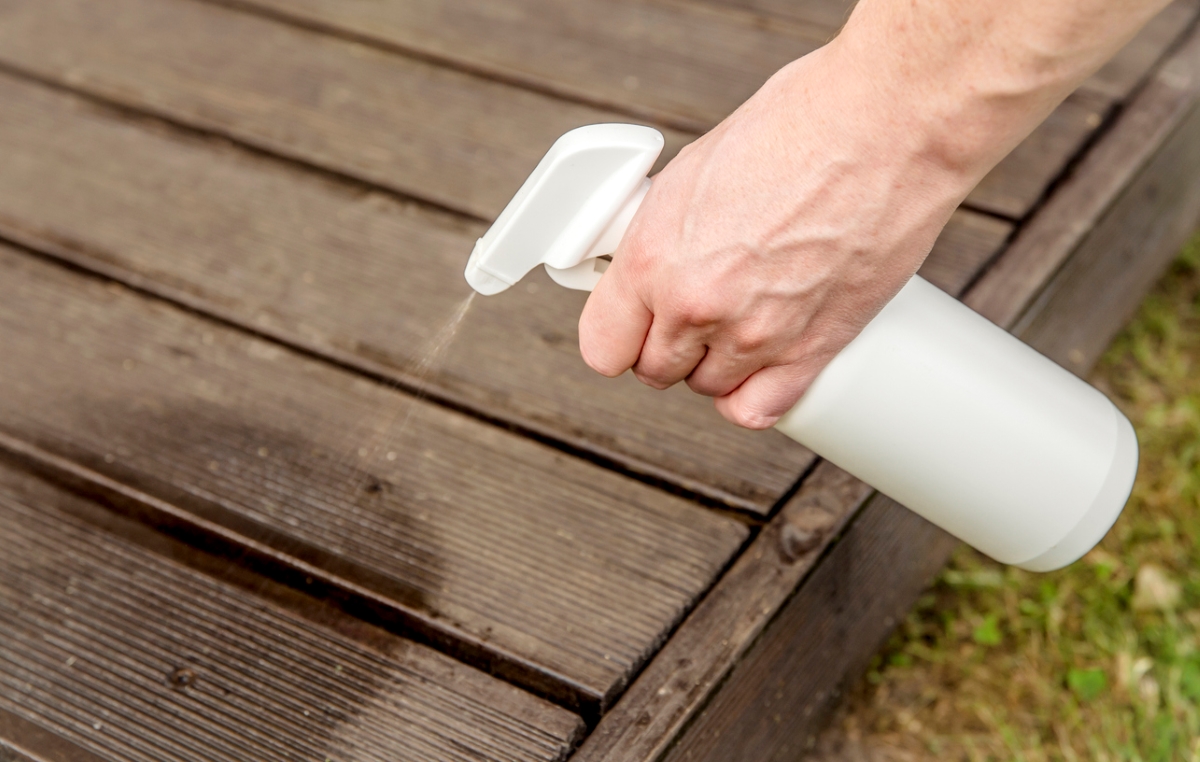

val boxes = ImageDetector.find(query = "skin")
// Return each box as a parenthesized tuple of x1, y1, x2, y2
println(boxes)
(579, 0, 1172, 429)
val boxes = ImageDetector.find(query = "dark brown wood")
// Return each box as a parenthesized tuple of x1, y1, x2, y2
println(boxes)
(661, 496, 955, 762)
(696, 0, 1198, 105)
(0, 0, 1165, 227)
(571, 463, 875, 762)
(1014, 75, 1200, 374)
(0, 70, 1009, 514)
(0, 461, 585, 762)
(969, 26, 1200, 329)
(204, 0, 827, 133)
(185, 0, 1189, 220)
(0, 0, 693, 222)
(967, 90, 1110, 219)
(571, 24, 1200, 760)
(0, 240, 749, 714)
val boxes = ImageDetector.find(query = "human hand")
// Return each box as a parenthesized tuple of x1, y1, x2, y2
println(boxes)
(578, 44, 972, 429)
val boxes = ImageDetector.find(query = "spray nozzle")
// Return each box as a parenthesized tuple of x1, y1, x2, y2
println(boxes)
(465, 124, 664, 295)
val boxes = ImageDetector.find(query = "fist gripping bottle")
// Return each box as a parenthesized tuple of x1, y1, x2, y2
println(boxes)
(465, 124, 1137, 571)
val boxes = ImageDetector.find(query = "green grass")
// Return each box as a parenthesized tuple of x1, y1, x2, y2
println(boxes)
(820, 234, 1200, 761)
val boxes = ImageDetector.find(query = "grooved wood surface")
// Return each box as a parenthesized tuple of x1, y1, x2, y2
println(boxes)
(700, 0, 1198, 105)
(0, 240, 748, 712)
(205, 0, 827, 133)
(0, 0, 692, 222)
(178, 0, 1194, 219)
(1017, 99, 1200, 375)
(971, 27, 1200, 329)
(0, 0, 1191, 757)
(0, 70, 1009, 513)
(0, 464, 584, 762)
(0, 0, 1161, 248)
(573, 463, 875, 762)
(662, 496, 957, 762)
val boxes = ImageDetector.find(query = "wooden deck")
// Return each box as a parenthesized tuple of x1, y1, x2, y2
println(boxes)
(1, 1, 1199, 760)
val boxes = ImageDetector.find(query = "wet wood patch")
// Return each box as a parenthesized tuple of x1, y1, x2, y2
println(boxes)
(0, 462, 584, 762)
(0, 241, 747, 713)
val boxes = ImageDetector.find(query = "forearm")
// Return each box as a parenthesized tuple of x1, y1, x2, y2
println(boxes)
(827, 0, 1172, 187)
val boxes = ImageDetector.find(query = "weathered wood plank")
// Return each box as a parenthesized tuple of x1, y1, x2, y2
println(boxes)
(572, 463, 875, 762)
(0, 0, 692, 222)
(204, 0, 826, 133)
(691, 0, 854, 34)
(0, 461, 585, 762)
(695, 0, 1198, 105)
(970, 26, 1200, 330)
(0, 71, 1009, 513)
(573, 25, 1200, 759)
(967, 91, 1109, 219)
(1086, 0, 1200, 101)
(0, 0, 1139, 223)
(191, 0, 1182, 219)
(660, 496, 954, 762)
(0, 239, 748, 714)
(1015, 101, 1200, 374)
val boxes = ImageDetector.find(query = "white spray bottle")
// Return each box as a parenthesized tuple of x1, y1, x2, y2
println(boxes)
(464, 124, 1138, 571)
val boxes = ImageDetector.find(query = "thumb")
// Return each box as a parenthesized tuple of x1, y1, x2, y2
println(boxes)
(578, 258, 653, 377)
(713, 365, 812, 430)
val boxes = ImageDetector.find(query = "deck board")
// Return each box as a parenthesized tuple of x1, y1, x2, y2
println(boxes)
(171, 0, 1195, 219)
(0, 0, 1143, 230)
(698, 0, 1198, 104)
(0, 0, 1191, 756)
(0, 238, 748, 713)
(0, 0, 694, 222)
(0, 69, 1009, 514)
(0, 462, 584, 762)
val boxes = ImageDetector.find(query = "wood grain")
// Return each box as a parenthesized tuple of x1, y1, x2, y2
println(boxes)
(660, 496, 956, 762)
(0, 462, 585, 762)
(0, 71, 1009, 514)
(690, 0, 854, 33)
(967, 91, 1110, 219)
(0, 0, 692, 222)
(1015, 99, 1200, 374)
(695, 0, 1198, 105)
(968, 26, 1200, 328)
(0, 0, 1149, 224)
(193, 0, 1188, 219)
(0, 240, 748, 714)
(204, 0, 827, 132)
(572, 463, 875, 762)
(574, 25, 1200, 758)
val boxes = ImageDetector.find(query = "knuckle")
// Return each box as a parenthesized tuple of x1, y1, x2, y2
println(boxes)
(685, 376, 714, 397)
(671, 297, 722, 329)
(634, 367, 674, 390)
(731, 321, 775, 355)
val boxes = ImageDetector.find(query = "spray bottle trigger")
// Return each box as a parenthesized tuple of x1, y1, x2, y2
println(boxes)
(540, 177, 651, 293)
(544, 258, 609, 292)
